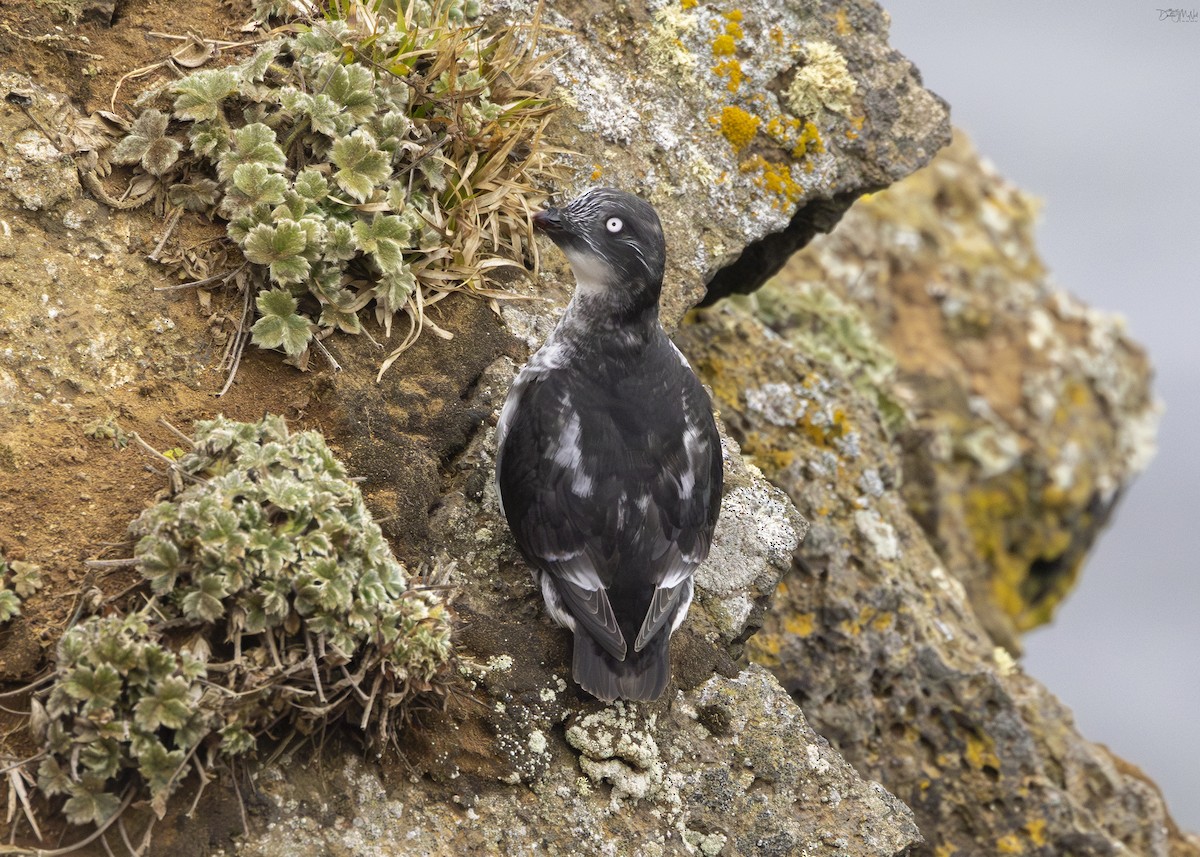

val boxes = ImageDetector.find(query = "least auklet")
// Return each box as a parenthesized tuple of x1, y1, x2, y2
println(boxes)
(495, 188, 723, 702)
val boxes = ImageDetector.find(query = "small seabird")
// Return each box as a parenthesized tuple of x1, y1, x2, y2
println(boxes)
(495, 188, 723, 702)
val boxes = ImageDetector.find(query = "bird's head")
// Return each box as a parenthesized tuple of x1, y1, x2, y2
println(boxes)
(533, 188, 666, 310)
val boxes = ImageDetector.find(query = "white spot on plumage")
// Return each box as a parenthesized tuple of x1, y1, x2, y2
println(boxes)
(550, 405, 595, 498)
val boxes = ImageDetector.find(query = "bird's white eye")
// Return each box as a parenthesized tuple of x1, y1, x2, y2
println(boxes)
(606, 217, 623, 233)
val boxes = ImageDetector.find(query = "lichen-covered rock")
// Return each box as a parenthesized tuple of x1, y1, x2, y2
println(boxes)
(499, 0, 950, 325)
(204, 349, 926, 856)
(745, 131, 1160, 648)
(224, 668, 919, 857)
(674, 198, 1189, 855)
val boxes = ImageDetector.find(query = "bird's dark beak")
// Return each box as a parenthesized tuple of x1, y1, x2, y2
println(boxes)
(532, 207, 565, 233)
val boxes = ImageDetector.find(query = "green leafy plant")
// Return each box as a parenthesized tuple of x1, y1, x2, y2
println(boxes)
(38, 614, 208, 824)
(0, 555, 42, 623)
(29, 416, 453, 836)
(104, 0, 556, 377)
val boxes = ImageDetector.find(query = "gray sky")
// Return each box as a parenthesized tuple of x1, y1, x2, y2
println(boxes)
(881, 0, 1200, 831)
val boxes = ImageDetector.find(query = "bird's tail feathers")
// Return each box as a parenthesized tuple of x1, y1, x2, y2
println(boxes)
(573, 628, 671, 702)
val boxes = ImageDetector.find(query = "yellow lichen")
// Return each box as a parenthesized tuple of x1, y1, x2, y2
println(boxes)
(792, 119, 825, 162)
(783, 612, 815, 637)
(681, 0, 697, 7)
(833, 8, 851, 36)
(996, 834, 1024, 854)
(712, 33, 737, 56)
(717, 105, 761, 151)
(786, 40, 857, 118)
(1024, 819, 1047, 847)
(964, 734, 1000, 772)
(590, 164, 603, 181)
(965, 472, 1091, 633)
(740, 155, 804, 209)
(708, 8, 747, 91)
(746, 630, 782, 667)
(712, 59, 745, 92)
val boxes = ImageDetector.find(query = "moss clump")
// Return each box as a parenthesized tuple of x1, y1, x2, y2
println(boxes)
(100, 0, 556, 375)
(32, 415, 452, 831)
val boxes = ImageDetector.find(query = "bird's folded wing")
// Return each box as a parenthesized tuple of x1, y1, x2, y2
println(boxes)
(552, 571, 627, 661)
(634, 575, 689, 653)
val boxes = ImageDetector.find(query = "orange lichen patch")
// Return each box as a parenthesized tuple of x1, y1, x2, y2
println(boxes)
(768, 25, 785, 46)
(792, 119, 825, 161)
(964, 734, 1000, 772)
(996, 833, 1024, 854)
(783, 611, 815, 637)
(712, 59, 745, 92)
(717, 105, 761, 151)
(708, 7, 747, 91)
(765, 114, 803, 142)
(740, 155, 804, 208)
(746, 631, 782, 667)
(681, 0, 697, 8)
(834, 7, 851, 36)
(1024, 819, 1047, 847)
(712, 33, 737, 56)
(845, 114, 865, 140)
(590, 164, 602, 181)
(796, 406, 849, 447)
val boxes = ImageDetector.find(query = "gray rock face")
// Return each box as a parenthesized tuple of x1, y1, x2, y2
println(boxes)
(673, 131, 1192, 855)
(496, 0, 950, 324)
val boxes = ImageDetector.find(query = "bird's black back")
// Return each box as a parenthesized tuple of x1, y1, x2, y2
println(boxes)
(497, 326, 721, 663)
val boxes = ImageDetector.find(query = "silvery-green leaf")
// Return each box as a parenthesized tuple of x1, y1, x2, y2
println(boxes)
(318, 304, 362, 334)
(142, 136, 182, 175)
(305, 92, 344, 137)
(323, 221, 357, 262)
(232, 162, 288, 207)
(242, 221, 309, 284)
(416, 155, 446, 192)
(188, 121, 229, 158)
(331, 129, 391, 203)
(375, 265, 416, 310)
(0, 589, 20, 623)
(217, 122, 287, 183)
(351, 214, 410, 274)
(251, 288, 312, 356)
(324, 63, 376, 124)
(239, 38, 281, 83)
(133, 676, 194, 731)
(63, 779, 122, 827)
(172, 69, 239, 122)
(294, 168, 328, 202)
(168, 178, 220, 212)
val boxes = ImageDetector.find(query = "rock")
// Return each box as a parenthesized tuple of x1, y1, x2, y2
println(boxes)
(673, 136, 1190, 856)
(5, 0, 1192, 855)
(743, 131, 1161, 649)
(499, 0, 950, 325)
(223, 667, 919, 857)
